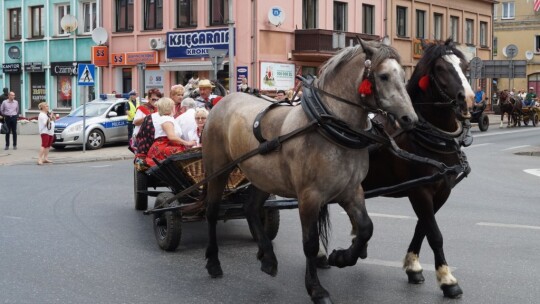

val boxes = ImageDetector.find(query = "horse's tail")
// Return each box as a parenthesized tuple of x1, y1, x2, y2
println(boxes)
(318, 204, 331, 253)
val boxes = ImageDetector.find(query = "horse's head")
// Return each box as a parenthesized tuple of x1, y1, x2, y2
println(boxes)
(408, 39, 474, 121)
(499, 90, 511, 104)
(318, 39, 417, 130)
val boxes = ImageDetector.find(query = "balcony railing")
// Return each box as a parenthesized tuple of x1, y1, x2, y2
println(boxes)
(293, 29, 380, 52)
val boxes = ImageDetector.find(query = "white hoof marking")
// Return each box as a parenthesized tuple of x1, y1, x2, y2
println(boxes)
(403, 252, 422, 272)
(436, 265, 458, 286)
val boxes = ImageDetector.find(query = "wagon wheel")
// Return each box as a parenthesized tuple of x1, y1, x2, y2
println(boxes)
(533, 113, 539, 127)
(153, 192, 182, 251)
(478, 114, 489, 132)
(523, 116, 530, 126)
(134, 168, 148, 211)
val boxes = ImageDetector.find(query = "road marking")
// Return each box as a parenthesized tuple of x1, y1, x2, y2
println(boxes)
(340, 212, 415, 220)
(474, 128, 540, 137)
(361, 258, 455, 272)
(502, 145, 531, 151)
(464, 143, 492, 148)
(90, 165, 112, 168)
(476, 222, 540, 230)
(3, 216, 23, 220)
(524, 169, 540, 177)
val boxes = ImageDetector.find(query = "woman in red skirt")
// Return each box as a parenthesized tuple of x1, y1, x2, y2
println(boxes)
(146, 97, 197, 167)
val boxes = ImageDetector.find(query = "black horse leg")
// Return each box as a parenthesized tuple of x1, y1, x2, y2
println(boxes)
(243, 186, 278, 276)
(409, 196, 462, 298)
(303, 216, 332, 304)
(328, 197, 373, 268)
(205, 175, 230, 278)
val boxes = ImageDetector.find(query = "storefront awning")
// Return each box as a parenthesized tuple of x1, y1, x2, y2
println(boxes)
(159, 61, 227, 71)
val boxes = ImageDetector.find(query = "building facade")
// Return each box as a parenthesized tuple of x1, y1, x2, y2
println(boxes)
(1, 0, 98, 117)
(493, 0, 540, 93)
(2, 0, 496, 116)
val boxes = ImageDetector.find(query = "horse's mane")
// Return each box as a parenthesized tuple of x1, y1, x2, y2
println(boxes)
(407, 38, 467, 98)
(318, 40, 401, 88)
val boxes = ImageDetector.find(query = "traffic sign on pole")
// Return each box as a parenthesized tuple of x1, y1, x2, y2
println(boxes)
(78, 63, 95, 86)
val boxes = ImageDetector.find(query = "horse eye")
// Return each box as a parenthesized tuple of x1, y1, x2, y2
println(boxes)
(379, 74, 389, 81)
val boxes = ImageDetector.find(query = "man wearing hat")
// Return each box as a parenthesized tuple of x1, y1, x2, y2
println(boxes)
(125, 90, 140, 140)
(196, 79, 217, 109)
(524, 87, 537, 107)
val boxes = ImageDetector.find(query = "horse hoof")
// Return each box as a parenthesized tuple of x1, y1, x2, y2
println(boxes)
(441, 283, 463, 299)
(206, 262, 223, 278)
(406, 270, 425, 284)
(312, 296, 333, 304)
(316, 255, 331, 269)
(261, 261, 278, 277)
(359, 243, 368, 259)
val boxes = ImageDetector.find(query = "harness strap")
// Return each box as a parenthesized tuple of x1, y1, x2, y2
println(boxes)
(143, 119, 319, 215)
(253, 102, 287, 143)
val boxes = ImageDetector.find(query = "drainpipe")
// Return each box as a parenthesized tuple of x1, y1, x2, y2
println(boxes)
(46, 0, 50, 108)
(21, 0, 26, 117)
(251, 0, 257, 90)
(1, 0, 4, 90)
(228, 0, 235, 92)
(96, 0, 101, 96)
(73, 0, 78, 107)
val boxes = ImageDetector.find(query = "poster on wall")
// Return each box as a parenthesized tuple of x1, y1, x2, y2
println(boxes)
(145, 69, 165, 92)
(58, 76, 73, 107)
(31, 73, 46, 109)
(260, 62, 295, 91)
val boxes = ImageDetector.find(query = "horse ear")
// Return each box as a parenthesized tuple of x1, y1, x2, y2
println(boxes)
(359, 39, 375, 58)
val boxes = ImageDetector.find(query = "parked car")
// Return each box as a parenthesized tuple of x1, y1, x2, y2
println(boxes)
(53, 96, 129, 150)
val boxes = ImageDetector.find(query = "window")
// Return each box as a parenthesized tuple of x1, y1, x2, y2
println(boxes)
(535, 35, 540, 53)
(466, 19, 474, 44)
(362, 4, 374, 35)
(333, 2, 347, 31)
(177, 0, 197, 27)
(57, 76, 73, 108)
(303, 0, 318, 29)
(396, 6, 407, 37)
(450, 16, 459, 42)
(480, 22, 488, 47)
(493, 36, 498, 56)
(116, 0, 134, 32)
(434, 13, 443, 40)
(31, 6, 45, 38)
(144, 0, 163, 30)
(210, 0, 229, 26)
(416, 10, 425, 39)
(9, 8, 22, 40)
(82, 1, 97, 33)
(56, 4, 71, 35)
(502, 2, 515, 19)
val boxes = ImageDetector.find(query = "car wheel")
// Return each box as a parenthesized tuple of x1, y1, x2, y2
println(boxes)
(86, 129, 105, 150)
(533, 114, 539, 127)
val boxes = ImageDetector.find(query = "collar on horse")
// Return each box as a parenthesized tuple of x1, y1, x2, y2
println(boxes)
(412, 113, 470, 153)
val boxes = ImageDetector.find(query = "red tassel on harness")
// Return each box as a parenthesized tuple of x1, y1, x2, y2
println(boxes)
(418, 75, 429, 92)
(358, 79, 373, 96)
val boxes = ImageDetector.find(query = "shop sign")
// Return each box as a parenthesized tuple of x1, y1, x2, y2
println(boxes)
(166, 28, 233, 59)
(260, 62, 295, 91)
(91, 46, 109, 66)
(31, 84, 46, 104)
(50, 61, 91, 76)
(24, 62, 44, 72)
(144, 69, 165, 92)
(111, 51, 158, 66)
(2, 63, 22, 73)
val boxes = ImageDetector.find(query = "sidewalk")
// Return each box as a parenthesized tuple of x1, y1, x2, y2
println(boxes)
(0, 114, 505, 166)
(0, 135, 133, 166)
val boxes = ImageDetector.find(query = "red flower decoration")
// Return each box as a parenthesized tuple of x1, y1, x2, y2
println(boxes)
(419, 75, 429, 92)
(358, 79, 373, 96)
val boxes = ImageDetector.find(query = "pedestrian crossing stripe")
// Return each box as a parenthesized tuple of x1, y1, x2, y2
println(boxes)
(79, 65, 94, 83)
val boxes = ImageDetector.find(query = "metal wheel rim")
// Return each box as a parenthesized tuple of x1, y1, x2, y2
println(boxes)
(88, 133, 103, 147)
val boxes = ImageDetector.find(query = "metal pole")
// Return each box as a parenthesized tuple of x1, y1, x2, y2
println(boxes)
(228, 0, 235, 92)
(82, 85, 87, 153)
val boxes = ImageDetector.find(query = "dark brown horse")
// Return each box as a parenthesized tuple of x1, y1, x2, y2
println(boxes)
(498, 90, 521, 127)
(360, 39, 473, 298)
(202, 40, 418, 303)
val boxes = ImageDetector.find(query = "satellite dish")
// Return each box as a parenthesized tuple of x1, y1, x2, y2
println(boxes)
(60, 14, 78, 33)
(92, 27, 108, 45)
(268, 6, 285, 27)
(526, 50, 534, 61)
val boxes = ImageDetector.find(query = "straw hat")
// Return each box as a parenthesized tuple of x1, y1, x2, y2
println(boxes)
(198, 79, 215, 88)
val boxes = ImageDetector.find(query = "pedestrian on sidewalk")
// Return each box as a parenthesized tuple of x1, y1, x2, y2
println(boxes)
(37, 102, 55, 165)
(1, 91, 19, 150)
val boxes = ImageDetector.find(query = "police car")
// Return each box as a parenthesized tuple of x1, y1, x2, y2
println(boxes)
(53, 94, 130, 150)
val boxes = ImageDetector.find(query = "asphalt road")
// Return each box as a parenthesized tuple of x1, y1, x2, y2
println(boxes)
(1, 126, 539, 304)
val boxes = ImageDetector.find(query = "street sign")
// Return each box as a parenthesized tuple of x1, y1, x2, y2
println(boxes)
(470, 57, 483, 79)
(482, 60, 527, 78)
(78, 63, 95, 86)
(505, 44, 518, 59)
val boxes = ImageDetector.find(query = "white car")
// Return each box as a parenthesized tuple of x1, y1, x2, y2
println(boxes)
(53, 97, 129, 150)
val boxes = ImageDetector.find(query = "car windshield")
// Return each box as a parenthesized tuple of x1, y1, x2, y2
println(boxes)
(68, 102, 113, 117)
